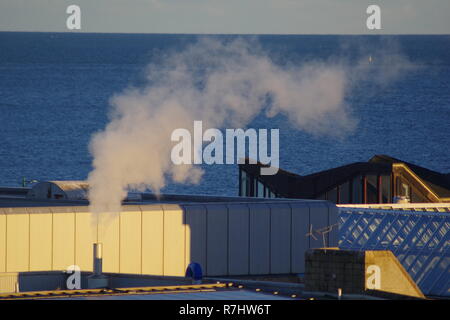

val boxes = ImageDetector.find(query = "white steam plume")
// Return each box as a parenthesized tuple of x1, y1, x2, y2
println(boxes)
(87, 37, 410, 216)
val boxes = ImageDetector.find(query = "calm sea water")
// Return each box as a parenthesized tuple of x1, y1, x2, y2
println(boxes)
(0, 32, 449, 196)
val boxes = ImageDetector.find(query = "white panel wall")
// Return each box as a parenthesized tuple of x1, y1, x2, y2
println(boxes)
(120, 206, 142, 274)
(248, 203, 270, 275)
(290, 202, 310, 273)
(5, 208, 29, 272)
(184, 205, 207, 270)
(141, 205, 164, 275)
(269, 203, 291, 274)
(98, 212, 120, 273)
(0, 209, 6, 273)
(0, 200, 339, 277)
(27, 207, 52, 271)
(328, 205, 339, 247)
(51, 207, 75, 270)
(227, 204, 250, 275)
(205, 204, 228, 276)
(163, 204, 186, 276)
(308, 201, 330, 248)
(74, 206, 96, 271)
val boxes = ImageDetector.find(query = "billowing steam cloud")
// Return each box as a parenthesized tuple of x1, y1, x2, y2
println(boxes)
(87, 37, 412, 216)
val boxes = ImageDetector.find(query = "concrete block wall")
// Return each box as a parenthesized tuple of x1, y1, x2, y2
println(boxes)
(0, 200, 338, 277)
(305, 248, 365, 293)
(304, 248, 425, 298)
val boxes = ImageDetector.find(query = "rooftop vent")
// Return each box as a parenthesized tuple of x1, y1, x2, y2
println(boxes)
(26, 181, 142, 202)
(87, 243, 109, 289)
(26, 181, 88, 200)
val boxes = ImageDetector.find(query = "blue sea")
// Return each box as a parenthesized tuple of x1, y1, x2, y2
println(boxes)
(0, 32, 449, 196)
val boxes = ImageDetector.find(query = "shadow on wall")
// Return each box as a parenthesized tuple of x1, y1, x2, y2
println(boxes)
(182, 202, 338, 277)
(0, 200, 338, 280)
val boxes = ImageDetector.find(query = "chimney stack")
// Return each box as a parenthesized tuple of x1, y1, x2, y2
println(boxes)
(87, 243, 109, 289)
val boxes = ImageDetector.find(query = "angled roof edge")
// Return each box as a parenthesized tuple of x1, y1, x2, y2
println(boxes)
(370, 155, 450, 198)
(240, 155, 450, 200)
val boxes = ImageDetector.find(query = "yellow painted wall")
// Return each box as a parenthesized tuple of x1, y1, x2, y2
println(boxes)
(119, 207, 142, 274)
(0, 209, 6, 272)
(163, 205, 186, 276)
(97, 213, 120, 273)
(28, 209, 52, 271)
(51, 208, 75, 270)
(74, 207, 96, 271)
(141, 205, 164, 275)
(184, 205, 207, 269)
(5, 209, 29, 272)
(0, 201, 336, 278)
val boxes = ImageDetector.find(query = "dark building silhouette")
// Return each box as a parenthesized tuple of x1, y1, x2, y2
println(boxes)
(239, 155, 450, 204)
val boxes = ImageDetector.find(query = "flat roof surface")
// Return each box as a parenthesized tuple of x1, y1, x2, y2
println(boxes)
(0, 190, 321, 208)
(53, 289, 292, 300)
(0, 198, 90, 207)
(0, 282, 298, 300)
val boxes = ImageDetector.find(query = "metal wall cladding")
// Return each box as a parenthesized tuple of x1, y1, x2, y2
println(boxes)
(73, 206, 97, 271)
(97, 211, 120, 273)
(204, 204, 228, 276)
(269, 203, 291, 274)
(51, 207, 75, 270)
(119, 205, 142, 274)
(27, 207, 52, 271)
(0, 200, 338, 277)
(162, 204, 186, 276)
(227, 203, 250, 275)
(249, 203, 270, 275)
(291, 202, 311, 273)
(0, 209, 5, 272)
(184, 205, 207, 272)
(5, 208, 30, 272)
(141, 205, 164, 275)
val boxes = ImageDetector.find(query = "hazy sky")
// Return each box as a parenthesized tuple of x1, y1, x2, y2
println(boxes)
(1, 0, 449, 34)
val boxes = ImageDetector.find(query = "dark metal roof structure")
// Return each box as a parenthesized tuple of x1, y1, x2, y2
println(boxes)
(240, 154, 450, 202)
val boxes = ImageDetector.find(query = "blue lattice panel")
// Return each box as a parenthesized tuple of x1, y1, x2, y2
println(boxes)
(338, 208, 450, 297)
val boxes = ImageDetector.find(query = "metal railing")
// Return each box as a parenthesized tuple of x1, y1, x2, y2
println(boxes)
(338, 203, 450, 212)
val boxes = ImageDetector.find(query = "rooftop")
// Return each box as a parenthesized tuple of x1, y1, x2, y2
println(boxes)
(0, 191, 319, 208)
(240, 154, 450, 202)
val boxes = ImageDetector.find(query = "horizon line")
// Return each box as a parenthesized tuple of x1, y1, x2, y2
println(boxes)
(1, 30, 449, 36)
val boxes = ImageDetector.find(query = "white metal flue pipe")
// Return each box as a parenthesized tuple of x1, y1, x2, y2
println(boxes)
(93, 243, 103, 276)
